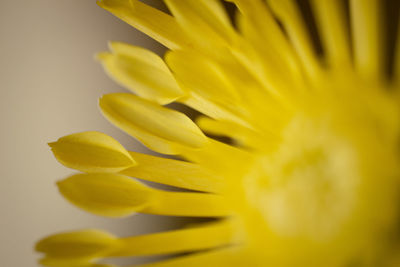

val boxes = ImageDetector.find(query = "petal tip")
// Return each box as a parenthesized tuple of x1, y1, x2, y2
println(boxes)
(95, 52, 111, 62)
(47, 142, 56, 148)
(57, 173, 152, 217)
(50, 131, 135, 173)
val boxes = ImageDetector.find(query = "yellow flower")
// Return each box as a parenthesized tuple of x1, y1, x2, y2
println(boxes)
(36, 0, 400, 266)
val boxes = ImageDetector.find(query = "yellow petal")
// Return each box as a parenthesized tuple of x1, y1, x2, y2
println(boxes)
(350, 0, 383, 79)
(165, 50, 241, 104)
(108, 219, 238, 257)
(267, 0, 321, 79)
(99, 93, 207, 154)
(36, 229, 117, 259)
(49, 131, 135, 173)
(145, 190, 230, 217)
(39, 257, 115, 267)
(120, 151, 222, 193)
(97, 42, 184, 105)
(38, 258, 85, 267)
(57, 173, 153, 217)
(164, 0, 235, 47)
(181, 92, 250, 127)
(310, 0, 351, 68)
(97, 0, 188, 50)
(234, 1, 304, 91)
(58, 173, 229, 218)
(396, 20, 400, 83)
(197, 116, 273, 150)
(232, 0, 293, 58)
(173, 139, 252, 177)
(137, 247, 245, 267)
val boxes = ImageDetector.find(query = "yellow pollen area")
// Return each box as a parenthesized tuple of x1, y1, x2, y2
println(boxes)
(228, 78, 400, 266)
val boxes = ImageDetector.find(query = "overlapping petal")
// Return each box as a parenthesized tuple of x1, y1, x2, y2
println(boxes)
(98, 42, 184, 105)
(99, 93, 207, 154)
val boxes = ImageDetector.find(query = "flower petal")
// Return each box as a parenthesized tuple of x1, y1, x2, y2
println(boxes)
(234, 0, 304, 90)
(181, 92, 249, 127)
(350, 0, 383, 79)
(173, 139, 252, 178)
(36, 229, 117, 259)
(267, 0, 321, 78)
(137, 247, 245, 267)
(145, 190, 230, 217)
(120, 151, 223, 193)
(97, 0, 188, 50)
(49, 131, 135, 173)
(98, 42, 184, 105)
(108, 219, 238, 257)
(165, 50, 241, 105)
(58, 173, 230, 218)
(39, 257, 114, 267)
(57, 173, 153, 217)
(197, 116, 273, 150)
(310, 0, 351, 68)
(164, 0, 235, 46)
(99, 93, 207, 154)
(396, 21, 400, 83)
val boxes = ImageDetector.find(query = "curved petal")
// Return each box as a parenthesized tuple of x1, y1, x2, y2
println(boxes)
(57, 173, 153, 217)
(49, 131, 135, 173)
(99, 93, 207, 154)
(97, 0, 188, 50)
(98, 42, 184, 105)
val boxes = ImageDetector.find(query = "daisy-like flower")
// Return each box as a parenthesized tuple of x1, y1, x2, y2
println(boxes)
(36, 0, 400, 266)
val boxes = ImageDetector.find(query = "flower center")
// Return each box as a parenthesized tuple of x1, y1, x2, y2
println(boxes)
(256, 115, 360, 240)
(238, 92, 400, 264)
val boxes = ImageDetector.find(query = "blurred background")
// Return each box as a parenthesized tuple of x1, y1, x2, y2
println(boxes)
(0, 1, 181, 266)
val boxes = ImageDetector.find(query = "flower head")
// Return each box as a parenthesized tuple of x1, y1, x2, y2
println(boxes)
(37, 0, 400, 266)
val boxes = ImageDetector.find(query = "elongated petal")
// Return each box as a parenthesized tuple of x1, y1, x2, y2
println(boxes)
(173, 139, 252, 180)
(310, 0, 351, 68)
(146, 191, 230, 217)
(163, 0, 236, 56)
(36, 229, 117, 259)
(164, 0, 235, 44)
(350, 0, 383, 79)
(137, 247, 245, 267)
(39, 257, 114, 267)
(99, 93, 207, 154)
(197, 116, 272, 150)
(49, 131, 135, 173)
(165, 50, 241, 105)
(58, 173, 230, 217)
(181, 92, 250, 127)
(108, 220, 237, 257)
(97, 0, 188, 50)
(232, 0, 292, 56)
(57, 173, 153, 217)
(234, 0, 304, 89)
(98, 42, 184, 105)
(267, 0, 321, 78)
(394, 15, 400, 83)
(120, 151, 222, 193)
